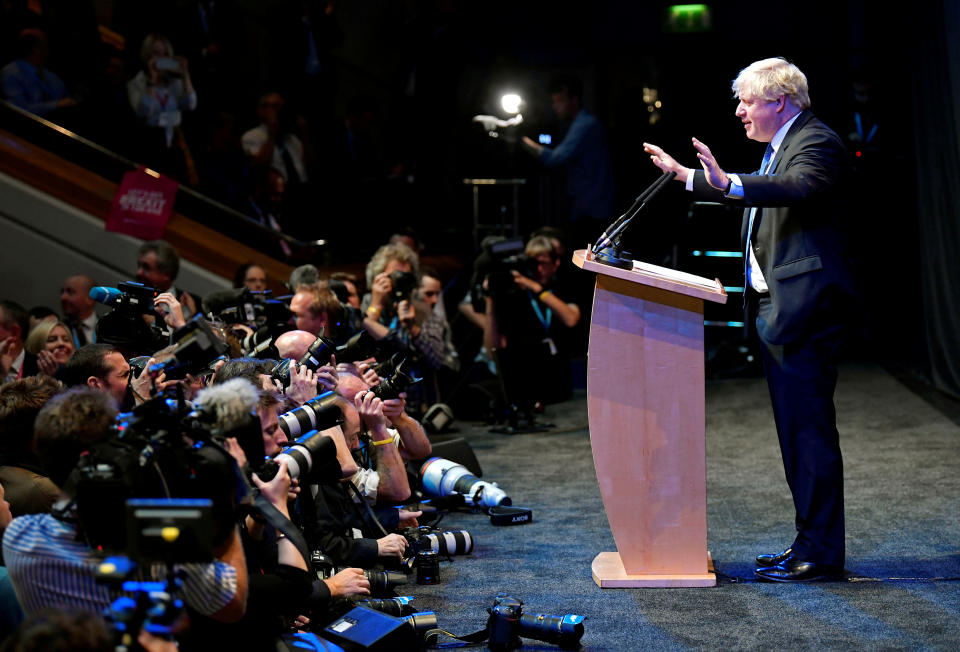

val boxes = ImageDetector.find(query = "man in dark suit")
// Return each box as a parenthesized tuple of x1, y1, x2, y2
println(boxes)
(643, 58, 856, 582)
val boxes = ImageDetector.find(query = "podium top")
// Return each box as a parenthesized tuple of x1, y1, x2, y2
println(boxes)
(573, 249, 728, 304)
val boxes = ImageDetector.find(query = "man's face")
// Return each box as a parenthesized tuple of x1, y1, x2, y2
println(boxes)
(258, 93, 284, 127)
(98, 352, 131, 405)
(736, 93, 784, 143)
(340, 402, 361, 450)
(534, 254, 559, 286)
(290, 292, 325, 335)
(136, 252, 172, 291)
(342, 280, 360, 309)
(0, 308, 18, 344)
(243, 266, 267, 292)
(419, 276, 441, 311)
(61, 276, 95, 319)
(383, 259, 412, 276)
(258, 405, 288, 457)
(0, 483, 12, 531)
(551, 90, 578, 122)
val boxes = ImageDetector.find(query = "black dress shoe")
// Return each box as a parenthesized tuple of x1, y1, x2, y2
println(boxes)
(754, 555, 843, 583)
(755, 548, 792, 568)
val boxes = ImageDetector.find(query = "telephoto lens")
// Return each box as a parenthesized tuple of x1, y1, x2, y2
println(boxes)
(363, 569, 408, 596)
(278, 391, 343, 439)
(420, 529, 473, 556)
(420, 457, 511, 507)
(518, 612, 586, 649)
(258, 430, 341, 484)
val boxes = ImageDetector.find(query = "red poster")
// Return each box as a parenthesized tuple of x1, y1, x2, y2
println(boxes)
(105, 166, 179, 240)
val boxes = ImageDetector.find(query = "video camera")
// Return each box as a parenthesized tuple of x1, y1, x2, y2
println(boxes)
(147, 314, 229, 381)
(204, 287, 289, 326)
(471, 237, 540, 311)
(92, 281, 168, 353)
(97, 498, 215, 652)
(71, 389, 249, 554)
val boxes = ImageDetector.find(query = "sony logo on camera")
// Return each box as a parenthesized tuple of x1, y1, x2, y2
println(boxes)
(511, 514, 529, 523)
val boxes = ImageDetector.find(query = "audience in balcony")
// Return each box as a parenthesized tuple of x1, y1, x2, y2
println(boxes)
(1, 29, 77, 118)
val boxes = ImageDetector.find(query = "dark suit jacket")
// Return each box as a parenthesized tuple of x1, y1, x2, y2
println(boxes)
(692, 110, 856, 345)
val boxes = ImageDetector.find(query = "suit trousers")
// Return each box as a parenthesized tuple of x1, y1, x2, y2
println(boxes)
(757, 297, 845, 567)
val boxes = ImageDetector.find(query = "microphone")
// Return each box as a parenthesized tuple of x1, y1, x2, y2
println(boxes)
(193, 378, 260, 434)
(593, 172, 676, 253)
(89, 286, 123, 305)
(203, 288, 249, 316)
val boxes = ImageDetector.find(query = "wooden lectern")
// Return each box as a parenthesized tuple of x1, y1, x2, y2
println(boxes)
(572, 249, 728, 588)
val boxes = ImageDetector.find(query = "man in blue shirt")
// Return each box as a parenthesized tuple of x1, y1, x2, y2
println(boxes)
(522, 75, 615, 246)
(0, 29, 76, 118)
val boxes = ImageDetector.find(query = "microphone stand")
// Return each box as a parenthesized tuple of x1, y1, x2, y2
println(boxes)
(592, 171, 676, 270)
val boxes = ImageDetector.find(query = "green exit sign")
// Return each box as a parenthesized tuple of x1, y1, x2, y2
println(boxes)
(664, 4, 713, 33)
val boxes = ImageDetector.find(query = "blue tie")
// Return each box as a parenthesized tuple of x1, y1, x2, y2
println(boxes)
(746, 144, 776, 288)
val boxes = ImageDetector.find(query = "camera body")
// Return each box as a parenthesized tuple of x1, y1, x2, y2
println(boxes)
(370, 353, 422, 400)
(471, 237, 540, 311)
(487, 594, 585, 651)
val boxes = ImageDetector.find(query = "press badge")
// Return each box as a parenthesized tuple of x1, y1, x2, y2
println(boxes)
(543, 337, 558, 356)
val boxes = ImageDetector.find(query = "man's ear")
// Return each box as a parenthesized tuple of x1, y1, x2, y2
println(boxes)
(87, 376, 103, 391)
(775, 95, 786, 113)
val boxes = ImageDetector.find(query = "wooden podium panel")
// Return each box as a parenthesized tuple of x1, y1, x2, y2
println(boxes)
(573, 250, 726, 588)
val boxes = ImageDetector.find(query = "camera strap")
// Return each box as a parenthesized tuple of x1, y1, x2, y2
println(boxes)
(421, 626, 490, 648)
(252, 491, 312, 565)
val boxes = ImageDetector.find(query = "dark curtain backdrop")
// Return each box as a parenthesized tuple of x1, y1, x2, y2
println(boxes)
(914, 0, 960, 399)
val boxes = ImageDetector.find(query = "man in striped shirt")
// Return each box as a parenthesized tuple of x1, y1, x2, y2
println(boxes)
(1, 387, 248, 623)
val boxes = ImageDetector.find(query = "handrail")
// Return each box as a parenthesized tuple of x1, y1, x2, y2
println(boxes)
(0, 100, 319, 250)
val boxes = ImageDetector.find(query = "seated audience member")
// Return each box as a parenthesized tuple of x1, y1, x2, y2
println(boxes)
(241, 91, 310, 184)
(136, 240, 202, 319)
(246, 166, 294, 260)
(23, 321, 74, 378)
(185, 380, 369, 649)
(0, 376, 62, 516)
(0, 482, 24, 639)
(1, 29, 77, 118)
(2, 388, 248, 623)
(126, 33, 198, 184)
(59, 275, 98, 348)
(1, 301, 31, 383)
(234, 262, 268, 292)
(484, 235, 580, 406)
(26, 307, 57, 333)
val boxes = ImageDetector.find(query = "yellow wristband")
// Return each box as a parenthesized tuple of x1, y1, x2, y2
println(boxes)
(371, 431, 399, 447)
(366, 305, 381, 317)
(538, 290, 550, 301)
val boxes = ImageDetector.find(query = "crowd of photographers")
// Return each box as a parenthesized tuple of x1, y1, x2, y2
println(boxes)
(0, 226, 584, 649)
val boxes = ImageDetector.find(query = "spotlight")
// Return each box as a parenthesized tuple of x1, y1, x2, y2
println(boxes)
(500, 93, 522, 115)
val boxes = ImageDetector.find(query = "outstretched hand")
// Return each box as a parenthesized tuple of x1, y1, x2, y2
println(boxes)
(642, 142, 691, 183)
(691, 137, 730, 191)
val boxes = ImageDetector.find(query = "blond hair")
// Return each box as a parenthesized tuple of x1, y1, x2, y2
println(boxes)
(25, 320, 73, 356)
(732, 58, 810, 110)
(365, 243, 420, 288)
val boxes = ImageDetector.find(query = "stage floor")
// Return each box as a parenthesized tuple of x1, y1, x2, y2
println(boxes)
(396, 363, 960, 650)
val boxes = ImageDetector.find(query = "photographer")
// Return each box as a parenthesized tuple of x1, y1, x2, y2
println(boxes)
(190, 381, 369, 648)
(2, 388, 249, 624)
(361, 244, 447, 416)
(484, 236, 581, 405)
